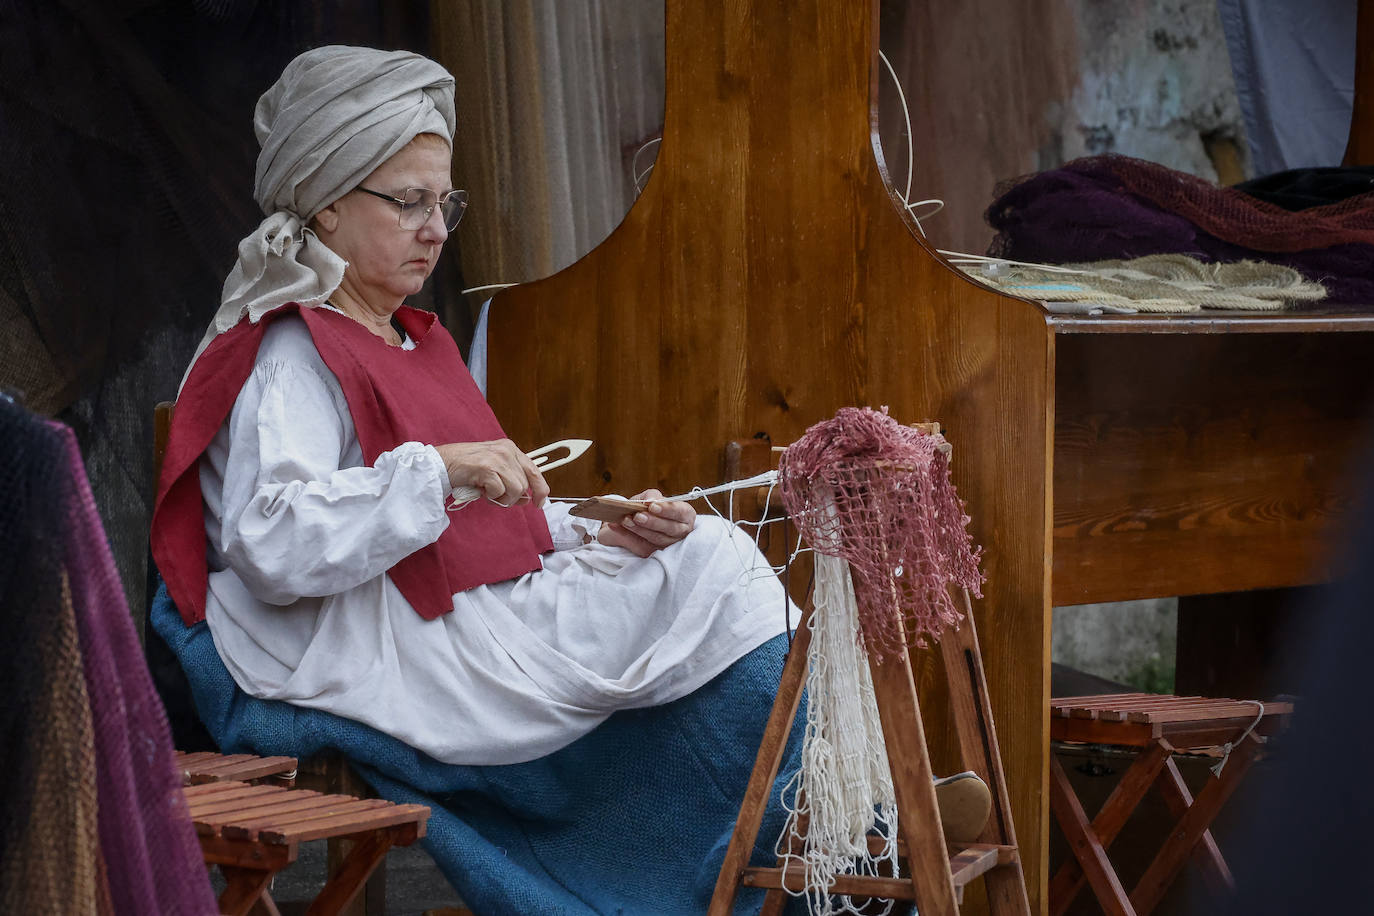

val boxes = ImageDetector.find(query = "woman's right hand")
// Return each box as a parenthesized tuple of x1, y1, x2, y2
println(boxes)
(434, 439, 549, 508)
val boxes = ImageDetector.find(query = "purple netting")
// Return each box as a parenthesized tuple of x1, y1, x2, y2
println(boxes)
(59, 421, 216, 915)
(778, 407, 984, 658)
(986, 155, 1374, 305)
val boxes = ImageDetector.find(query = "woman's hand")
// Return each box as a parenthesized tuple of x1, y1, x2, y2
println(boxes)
(434, 439, 549, 508)
(597, 489, 696, 558)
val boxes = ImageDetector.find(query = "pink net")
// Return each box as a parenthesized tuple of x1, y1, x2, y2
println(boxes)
(778, 407, 984, 658)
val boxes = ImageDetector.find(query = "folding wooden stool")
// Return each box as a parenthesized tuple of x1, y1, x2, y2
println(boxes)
(176, 750, 299, 786)
(186, 778, 429, 916)
(175, 751, 429, 916)
(1048, 693, 1292, 916)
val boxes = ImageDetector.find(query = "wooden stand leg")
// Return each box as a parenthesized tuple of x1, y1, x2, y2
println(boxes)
(940, 592, 1032, 916)
(712, 582, 1030, 915)
(707, 615, 813, 916)
(868, 644, 959, 916)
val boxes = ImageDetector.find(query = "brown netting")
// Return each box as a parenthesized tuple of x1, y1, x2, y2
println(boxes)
(1104, 156, 1374, 253)
(778, 407, 984, 658)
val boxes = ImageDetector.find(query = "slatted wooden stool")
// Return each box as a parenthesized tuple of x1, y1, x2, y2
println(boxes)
(1049, 693, 1292, 916)
(176, 750, 299, 786)
(186, 778, 429, 916)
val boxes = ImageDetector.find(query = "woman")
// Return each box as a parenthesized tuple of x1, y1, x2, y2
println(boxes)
(151, 46, 798, 914)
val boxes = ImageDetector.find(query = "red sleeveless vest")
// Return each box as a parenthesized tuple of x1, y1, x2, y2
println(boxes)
(151, 303, 552, 626)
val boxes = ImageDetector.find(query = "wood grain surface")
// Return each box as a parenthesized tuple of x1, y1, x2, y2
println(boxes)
(477, 1, 1374, 912)
(485, 2, 1054, 910)
(1052, 333, 1373, 606)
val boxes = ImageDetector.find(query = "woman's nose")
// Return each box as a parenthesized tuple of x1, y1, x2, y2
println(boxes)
(417, 204, 449, 243)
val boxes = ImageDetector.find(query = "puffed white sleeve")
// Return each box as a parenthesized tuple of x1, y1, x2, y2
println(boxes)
(541, 500, 600, 551)
(216, 353, 451, 605)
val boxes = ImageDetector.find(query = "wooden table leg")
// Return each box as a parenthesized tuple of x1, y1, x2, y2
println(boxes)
(1048, 755, 1135, 916)
(307, 831, 396, 916)
(1154, 756, 1235, 896)
(219, 866, 276, 916)
(1128, 735, 1262, 916)
(1048, 741, 1170, 916)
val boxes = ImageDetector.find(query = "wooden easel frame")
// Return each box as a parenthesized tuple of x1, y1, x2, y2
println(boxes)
(708, 583, 1031, 915)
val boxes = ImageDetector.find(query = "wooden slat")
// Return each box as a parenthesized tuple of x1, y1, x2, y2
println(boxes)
(188, 785, 296, 819)
(193, 791, 330, 826)
(221, 798, 393, 840)
(187, 783, 284, 809)
(1050, 694, 1154, 717)
(262, 804, 430, 845)
(742, 866, 918, 900)
(176, 751, 298, 786)
(948, 844, 1003, 888)
(185, 780, 261, 799)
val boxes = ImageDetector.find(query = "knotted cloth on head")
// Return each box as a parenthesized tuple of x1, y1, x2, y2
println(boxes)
(193, 46, 455, 366)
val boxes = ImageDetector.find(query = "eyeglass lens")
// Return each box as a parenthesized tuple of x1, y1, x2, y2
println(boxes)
(398, 188, 469, 231)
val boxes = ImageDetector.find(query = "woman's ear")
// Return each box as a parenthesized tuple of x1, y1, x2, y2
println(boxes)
(313, 201, 340, 234)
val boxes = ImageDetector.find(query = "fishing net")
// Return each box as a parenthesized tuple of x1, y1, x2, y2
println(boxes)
(778, 406, 983, 660)
(774, 407, 984, 914)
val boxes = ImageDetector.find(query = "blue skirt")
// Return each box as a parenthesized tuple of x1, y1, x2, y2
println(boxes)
(152, 584, 805, 915)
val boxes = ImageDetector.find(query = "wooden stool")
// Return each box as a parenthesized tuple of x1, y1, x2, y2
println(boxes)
(175, 750, 298, 786)
(1048, 693, 1292, 916)
(186, 779, 429, 916)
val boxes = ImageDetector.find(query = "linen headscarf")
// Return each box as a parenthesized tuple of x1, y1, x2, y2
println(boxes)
(189, 46, 455, 371)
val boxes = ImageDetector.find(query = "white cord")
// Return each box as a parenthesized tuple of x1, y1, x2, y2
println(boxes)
(632, 136, 662, 195)
(877, 49, 946, 239)
(461, 282, 519, 295)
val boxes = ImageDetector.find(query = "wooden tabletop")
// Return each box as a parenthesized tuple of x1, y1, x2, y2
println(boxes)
(1048, 306, 1374, 335)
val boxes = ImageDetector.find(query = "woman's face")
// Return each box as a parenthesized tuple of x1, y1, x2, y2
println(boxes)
(313, 137, 453, 308)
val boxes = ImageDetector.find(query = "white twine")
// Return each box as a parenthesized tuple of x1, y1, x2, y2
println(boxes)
(778, 548, 898, 916)
(1210, 700, 1267, 778)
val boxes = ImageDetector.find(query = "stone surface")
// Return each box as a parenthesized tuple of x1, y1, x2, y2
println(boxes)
(1053, 598, 1178, 693)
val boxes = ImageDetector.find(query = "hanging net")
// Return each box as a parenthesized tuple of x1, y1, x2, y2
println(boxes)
(774, 407, 984, 914)
(778, 406, 983, 660)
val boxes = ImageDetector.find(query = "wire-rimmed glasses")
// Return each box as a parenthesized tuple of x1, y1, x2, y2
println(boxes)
(355, 186, 469, 231)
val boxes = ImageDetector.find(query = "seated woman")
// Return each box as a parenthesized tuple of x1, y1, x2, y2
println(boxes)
(151, 45, 796, 915)
(152, 45, 986, 915)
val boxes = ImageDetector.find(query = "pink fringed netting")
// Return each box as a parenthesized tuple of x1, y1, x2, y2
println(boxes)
(778, 407, 984, 658)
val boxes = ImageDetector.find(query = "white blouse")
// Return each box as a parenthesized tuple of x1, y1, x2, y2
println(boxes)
(199, 313, 789, 764)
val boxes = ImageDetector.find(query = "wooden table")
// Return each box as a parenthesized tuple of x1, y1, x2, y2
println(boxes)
(478, 2, 1374, 911)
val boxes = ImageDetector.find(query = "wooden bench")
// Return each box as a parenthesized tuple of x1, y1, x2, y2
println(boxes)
(1048, 693, 1292, 916)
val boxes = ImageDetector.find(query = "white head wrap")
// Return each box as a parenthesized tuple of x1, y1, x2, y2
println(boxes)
(192, 46, 455, 365)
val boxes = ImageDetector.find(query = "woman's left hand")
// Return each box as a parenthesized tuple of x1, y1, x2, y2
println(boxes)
(597, 489, 696, 558)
